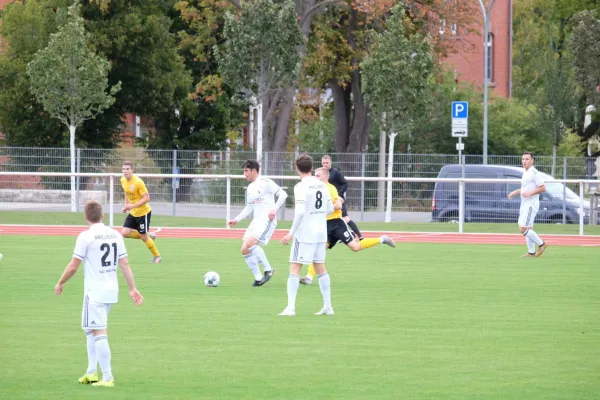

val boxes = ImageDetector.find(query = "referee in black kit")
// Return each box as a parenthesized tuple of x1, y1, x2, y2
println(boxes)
(320, 155, 364, 240)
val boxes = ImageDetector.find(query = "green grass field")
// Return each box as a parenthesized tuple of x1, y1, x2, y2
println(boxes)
(0, 235, 599, 399)
(2, 211, 600, 235)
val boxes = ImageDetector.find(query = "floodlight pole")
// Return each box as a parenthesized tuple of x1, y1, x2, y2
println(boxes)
(478, 0, 496, 165)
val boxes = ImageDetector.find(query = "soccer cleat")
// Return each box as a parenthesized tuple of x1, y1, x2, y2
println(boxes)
(252, 279, 262, 287)
(260, 269, 275, 286)
(521, 252, 536, 258)
(149, 232, 157, 240)
(535, 243, 548, 257)
(381, 235, 396, 248)
(78, 372, 98, 384)
(278, 308, 296, 316)
(151, 256, 161, 264)
(92, 380, 114, 387)
(299, 277, 313, 285)
(314, 307, 334, 316)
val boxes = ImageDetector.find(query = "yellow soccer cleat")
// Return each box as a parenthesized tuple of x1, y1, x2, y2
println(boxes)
(78, 372, 98, 384)
(92, 380, 114, 387)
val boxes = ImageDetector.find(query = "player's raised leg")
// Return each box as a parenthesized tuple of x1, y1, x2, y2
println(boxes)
(241, 236, 264, 286)
(139, 212, 160, 263)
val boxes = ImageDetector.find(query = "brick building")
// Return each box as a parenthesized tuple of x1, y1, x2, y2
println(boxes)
(442, 0, 513, 98)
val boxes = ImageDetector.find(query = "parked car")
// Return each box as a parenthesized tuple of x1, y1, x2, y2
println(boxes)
(431, 164, 590, 224)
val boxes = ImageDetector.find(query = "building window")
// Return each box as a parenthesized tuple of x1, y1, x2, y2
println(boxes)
(439, 19, 446, 36)
(439, 19, 458, 37)
(486, 33, 494, 83)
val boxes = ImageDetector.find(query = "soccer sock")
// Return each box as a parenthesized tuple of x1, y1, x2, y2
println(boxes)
(347, 220, 363, 239)
(318, 273, 332, 309)
(85, 330, 97, 374)
(524, 229, 544, 246)
(360, 238, 381, 249)
(144, 238, 160, 256)
(287, 274, 300, 310)
(94, 335, 112, 381)
(128, 231, 141, 239)
(250, 245, 272, 272)
(307, 263, 315, 280)
(526, 237, 536, 254)
(244, 251, 263, 281)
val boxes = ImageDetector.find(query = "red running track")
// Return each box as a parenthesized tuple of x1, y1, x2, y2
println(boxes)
(1, 225, 600, 246)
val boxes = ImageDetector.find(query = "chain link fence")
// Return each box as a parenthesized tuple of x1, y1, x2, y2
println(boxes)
(1, 147, 598, 226)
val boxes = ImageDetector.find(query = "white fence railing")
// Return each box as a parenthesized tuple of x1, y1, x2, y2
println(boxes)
(1, 172, 599, 235)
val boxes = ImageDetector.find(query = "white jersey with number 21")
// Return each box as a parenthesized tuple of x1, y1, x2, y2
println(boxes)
(292, 176, 333, 243)
(73, 223, 128, 304)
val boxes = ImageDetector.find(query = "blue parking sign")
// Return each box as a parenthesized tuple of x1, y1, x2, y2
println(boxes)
(452, 101, 468, 119)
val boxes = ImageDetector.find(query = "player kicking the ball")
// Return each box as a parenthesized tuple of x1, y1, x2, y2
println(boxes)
(300, 167, 396, 285)
(508, 152, 549, 257)
(227, 159, 288, 286)
(279, 154, 334, 316)
(54, 200, 144, 387)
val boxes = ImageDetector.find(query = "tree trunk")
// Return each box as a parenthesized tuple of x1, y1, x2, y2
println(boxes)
(272, 88, 295, 152)
(347, 71, 370, 152)
(69, 124, 76, 213)
(330, 78, 350, 152)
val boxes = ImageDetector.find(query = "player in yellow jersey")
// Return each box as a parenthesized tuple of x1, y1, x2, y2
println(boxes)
(120, 161, 161, 264)
(300, 167, 396, 285)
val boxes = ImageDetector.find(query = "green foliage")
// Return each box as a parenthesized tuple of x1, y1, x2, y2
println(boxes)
(0, 0, 67, 146)
(215, 0, 305, 101)
(361, 4, 435, 132)
(26, 3, 121, 129)
(558, 129, 587, 156)
(82, 0, 191, 117)
(296, 106, 336, 153)
(569, 10, 600, 108)
(413, 74, 553, 155)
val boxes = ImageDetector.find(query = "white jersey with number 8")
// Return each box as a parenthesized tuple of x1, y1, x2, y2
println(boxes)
(291, 176, 334, 243)
(72, 223, 128, 304)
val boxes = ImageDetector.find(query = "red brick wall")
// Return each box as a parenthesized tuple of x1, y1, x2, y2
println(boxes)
(443, 0, 512, 98)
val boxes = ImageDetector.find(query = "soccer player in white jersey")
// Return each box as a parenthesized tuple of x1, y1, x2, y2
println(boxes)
(227, 159, 288, 286)
(54, 200, 144, 387)
(279, 154, 334, 316)
(508, 152, 549, 257)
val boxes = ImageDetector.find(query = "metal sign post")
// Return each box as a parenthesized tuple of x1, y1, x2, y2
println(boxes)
(452, 101, 469, 233)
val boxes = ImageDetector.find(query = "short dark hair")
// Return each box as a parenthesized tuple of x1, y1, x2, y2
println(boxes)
(295, 154, 313, 173)
(123, 160, 134, 169)
(523, 152, 534, 160)
(84, 200, 103, 223)
(242, 159, 260, 173)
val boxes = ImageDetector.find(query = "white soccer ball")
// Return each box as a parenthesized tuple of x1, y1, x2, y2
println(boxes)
(204, 271, 220, 287)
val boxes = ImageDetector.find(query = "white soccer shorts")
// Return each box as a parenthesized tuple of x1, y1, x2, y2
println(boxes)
(518, 204, 539, 227)
(81, 295, 113, 331)
(244, 219, 277, 245)
(289, 240, 327, 264)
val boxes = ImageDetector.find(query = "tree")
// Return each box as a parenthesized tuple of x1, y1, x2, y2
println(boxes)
(362, 4, 435, 216)
(26, 3, 121, 212)
(512, 0, 579, 175)
(216, 0, 305, 164)
(570, 10, 600, 115)
(0, 0, 68, 147)
(303, 0, 476, 153)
